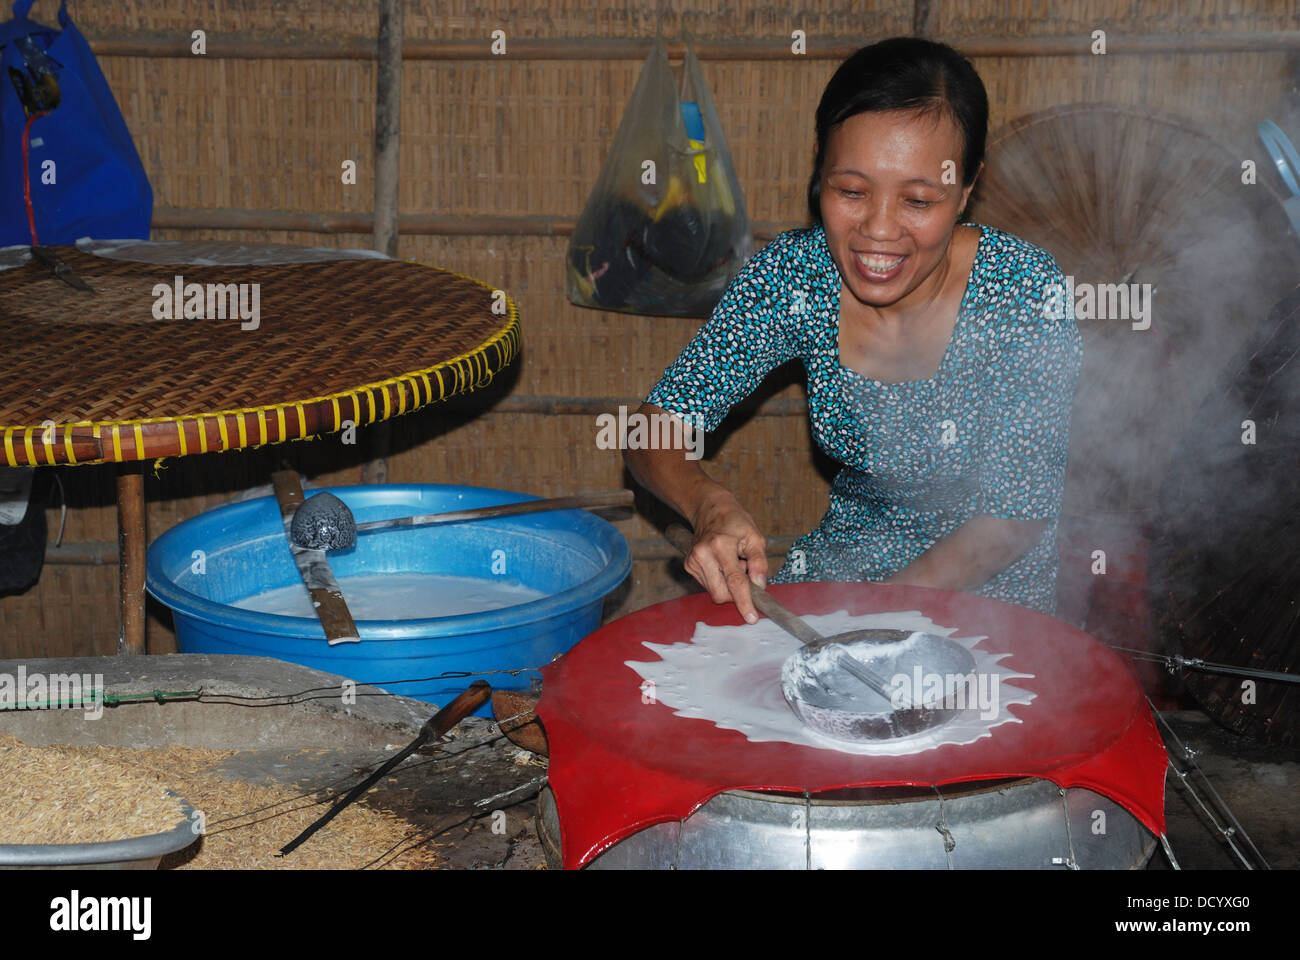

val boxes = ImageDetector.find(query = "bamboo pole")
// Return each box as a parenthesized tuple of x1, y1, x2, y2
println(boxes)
(149, 207, 794, 240)
(365, 0, 403, 484)
(471, 394, 808, 416)
(373, 0, 403, 259)
(45, 542, 118, 565)
(86, 32, 1300, 60)
(115, 465, 146, 654)
(628, 535, 799, 560)
(913, 0, 937, 38)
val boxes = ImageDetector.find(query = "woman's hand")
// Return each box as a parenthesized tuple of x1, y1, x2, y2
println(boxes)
(622, 403, 770, 623)
(684, 489, 769, 624)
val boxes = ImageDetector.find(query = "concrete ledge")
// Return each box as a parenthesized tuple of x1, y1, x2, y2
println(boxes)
(0, 654, 432, 750)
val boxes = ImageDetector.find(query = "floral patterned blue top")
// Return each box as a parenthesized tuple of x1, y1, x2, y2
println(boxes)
(644, 221, 1083, 614)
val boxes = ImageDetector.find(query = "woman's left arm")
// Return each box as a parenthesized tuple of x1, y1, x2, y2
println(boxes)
(880, 514, 1047, 591)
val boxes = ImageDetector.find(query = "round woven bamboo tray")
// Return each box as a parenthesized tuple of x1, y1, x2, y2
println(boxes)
(0, 241, 519, 656)
(0, 246, 520, 466)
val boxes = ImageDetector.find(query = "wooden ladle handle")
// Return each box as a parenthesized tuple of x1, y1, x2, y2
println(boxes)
(664, 523, 824, 646)
(422, 680, 492, 740)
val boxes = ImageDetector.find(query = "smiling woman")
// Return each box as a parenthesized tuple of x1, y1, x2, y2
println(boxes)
(624, 37, 1083, 618)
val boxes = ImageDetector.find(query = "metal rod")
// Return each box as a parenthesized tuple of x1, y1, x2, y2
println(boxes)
(351, 489, 634, 535)
(86, 31, 1300, 60)
(472, 775, 548, 810)
(1115, 646, 1300, 685)
(42, 532, 805, 565)
(1159, 831, 1183, 870)
(1152, 707, 1269, 870)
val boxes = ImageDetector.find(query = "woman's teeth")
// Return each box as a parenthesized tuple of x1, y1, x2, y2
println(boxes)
(856, 253, 904, 271)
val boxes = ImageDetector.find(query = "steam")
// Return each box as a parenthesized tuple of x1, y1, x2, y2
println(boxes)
(1062, 198, 1298, 523)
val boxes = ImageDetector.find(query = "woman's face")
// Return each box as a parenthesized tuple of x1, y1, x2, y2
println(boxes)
(820, 108, 978, 312)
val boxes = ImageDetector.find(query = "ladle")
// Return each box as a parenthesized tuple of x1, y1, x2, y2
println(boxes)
(665, 523, 963, 741)
(290, 489, 634, 551)
(664, 524, 905, 704)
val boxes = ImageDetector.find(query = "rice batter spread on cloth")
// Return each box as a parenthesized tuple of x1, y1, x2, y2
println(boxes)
(646, 221, 1083, 613)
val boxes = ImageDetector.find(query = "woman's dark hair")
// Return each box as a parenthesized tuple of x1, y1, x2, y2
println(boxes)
(807, 37, 988, 225)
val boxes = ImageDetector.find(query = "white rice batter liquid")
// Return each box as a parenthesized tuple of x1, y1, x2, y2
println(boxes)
(233, 573, 546, 620)
(627, 610, 1036, 756)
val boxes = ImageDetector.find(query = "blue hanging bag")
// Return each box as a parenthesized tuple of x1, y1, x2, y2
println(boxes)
(0, 0, 151, 245)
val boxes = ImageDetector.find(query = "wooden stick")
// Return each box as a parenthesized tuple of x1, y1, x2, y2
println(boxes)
(665, 522, 823, 644)
(116, 465, 147, 655)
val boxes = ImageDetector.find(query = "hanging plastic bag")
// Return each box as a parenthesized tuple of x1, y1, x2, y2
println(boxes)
(0, 0, 152, 245)
(567, 38, 751, 317)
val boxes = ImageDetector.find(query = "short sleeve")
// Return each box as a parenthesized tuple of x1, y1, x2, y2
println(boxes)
(644, 234, 800, 433)
(976, 263, 1084, 520)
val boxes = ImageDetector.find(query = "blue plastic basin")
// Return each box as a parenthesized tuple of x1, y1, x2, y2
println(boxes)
(145, 484, 631, 713)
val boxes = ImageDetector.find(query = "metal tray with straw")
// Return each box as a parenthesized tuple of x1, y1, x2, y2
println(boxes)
(0, 792, 197, 870)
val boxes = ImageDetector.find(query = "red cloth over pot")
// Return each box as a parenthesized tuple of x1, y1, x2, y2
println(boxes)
(537, 582, 1168, 869)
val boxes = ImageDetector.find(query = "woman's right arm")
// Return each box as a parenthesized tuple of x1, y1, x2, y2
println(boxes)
(625, 232, 802, 622)
(623, 405, 768, 623)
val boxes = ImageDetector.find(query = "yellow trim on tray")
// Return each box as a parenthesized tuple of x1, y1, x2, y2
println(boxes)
(39, 427, 55, 466)
(0, 265, 521, 466)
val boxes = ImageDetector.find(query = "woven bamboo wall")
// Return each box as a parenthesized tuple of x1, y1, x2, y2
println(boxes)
(2, 0, 1297, 656)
